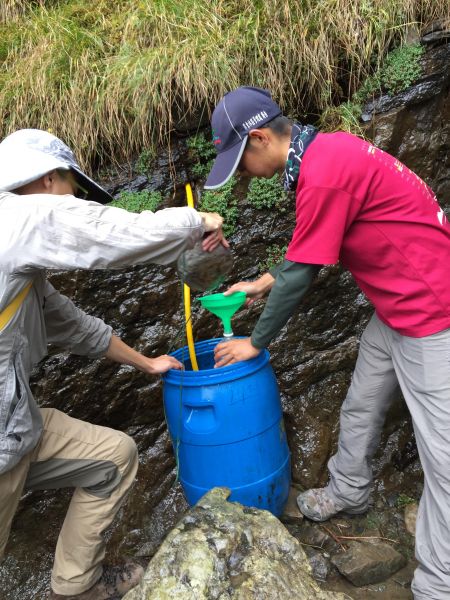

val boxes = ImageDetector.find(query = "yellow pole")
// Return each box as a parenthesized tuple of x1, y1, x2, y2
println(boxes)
(184, 183, 199, 371)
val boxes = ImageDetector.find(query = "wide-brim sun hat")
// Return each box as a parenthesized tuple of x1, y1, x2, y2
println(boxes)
(204, 86, 282, 190)
(0, 129, 112, 204)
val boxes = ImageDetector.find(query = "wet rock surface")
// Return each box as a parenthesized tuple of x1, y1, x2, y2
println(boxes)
(1, 42, 448, 600)
(283, 501, 416, 599)
(331, 541, 407, 587)
(362, 41, 449, 203)
(123, 487, 347, 600)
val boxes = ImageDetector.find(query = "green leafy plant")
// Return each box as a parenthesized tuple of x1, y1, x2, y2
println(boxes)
(379, 43, 424, 95)
(396, 494, 416, 508)
(187, 132, 216, 179)
(198, 177, 238, 237)
(191, 160, 213, 179)
(321, 42, 425, 134)
(247, 175, 288, 211)
(352, 42, 424, 102)
(135, 148, 155, 175)
(259, 244, 288, 273)
(109, 189, 163, 213)
(187, 132, 216, 161)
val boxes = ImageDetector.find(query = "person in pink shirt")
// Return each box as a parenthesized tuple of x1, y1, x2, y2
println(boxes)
(206, 86, 450, 600)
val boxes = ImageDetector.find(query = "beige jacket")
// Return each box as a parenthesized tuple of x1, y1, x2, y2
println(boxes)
(0, 191, 204, 474)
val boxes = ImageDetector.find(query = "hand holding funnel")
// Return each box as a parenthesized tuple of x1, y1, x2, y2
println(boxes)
(198, 292, 246, 338)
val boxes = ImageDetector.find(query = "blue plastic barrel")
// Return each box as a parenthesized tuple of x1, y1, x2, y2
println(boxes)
(162, 338, 291, 516)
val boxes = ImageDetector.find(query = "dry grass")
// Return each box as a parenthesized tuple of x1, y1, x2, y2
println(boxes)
(0, 0, 448, 170)
(0, 0, 47, 22)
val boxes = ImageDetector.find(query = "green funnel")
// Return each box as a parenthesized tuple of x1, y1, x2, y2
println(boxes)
(198, 292, 246, 336)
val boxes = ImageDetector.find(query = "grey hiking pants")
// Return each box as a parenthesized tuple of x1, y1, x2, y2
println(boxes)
(0, 408, 138, 595)
(327, 313, 450, 599)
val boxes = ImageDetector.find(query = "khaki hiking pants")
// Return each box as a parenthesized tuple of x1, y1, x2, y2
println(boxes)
(326, 314, 450, 600)
(0, 408, 138, 596)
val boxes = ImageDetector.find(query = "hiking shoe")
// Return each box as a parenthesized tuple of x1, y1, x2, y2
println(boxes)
(48, 560, 144, 599)
(297, 487, 368, 522)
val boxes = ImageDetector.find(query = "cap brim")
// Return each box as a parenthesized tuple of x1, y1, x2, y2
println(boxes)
(72, 167, 112, 205)
(204, 137, 248, 190)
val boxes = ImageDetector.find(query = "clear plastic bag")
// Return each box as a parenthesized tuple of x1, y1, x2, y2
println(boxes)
(177, 240, 233, 292)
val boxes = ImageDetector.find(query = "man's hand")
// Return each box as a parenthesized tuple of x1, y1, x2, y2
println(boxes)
(202, 228, 229, 252)
(198, 211, 229, 252)
(224, 272, 275, 306)
(135, 354, 183, 374)
(214, 337, 261, 367)
(105, 335, 182, 374)
(199, 211, 223, 233)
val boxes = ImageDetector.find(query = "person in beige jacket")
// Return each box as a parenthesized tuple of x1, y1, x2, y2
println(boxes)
(0, 129, 226, 599)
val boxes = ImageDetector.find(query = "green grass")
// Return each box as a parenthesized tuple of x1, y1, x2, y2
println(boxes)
(319, 101, 368, 137)
(108, 190, 163, 213)
(1, 2, 448, 170)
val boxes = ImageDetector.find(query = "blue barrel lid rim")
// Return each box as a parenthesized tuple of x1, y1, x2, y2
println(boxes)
(163, 338, 271, 386)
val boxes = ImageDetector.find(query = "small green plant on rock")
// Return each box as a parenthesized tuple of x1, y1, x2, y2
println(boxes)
(109, 190, 163, 213)
(135, 148, 156, 175)
(380, 43, 424, 95)
(187, 132, 216, 179)
(363, 511, 383, 531)
(321, 43, 425, 134)
(247, 175, 288, 211)
(198, 177, 238, 237)
(396, 494, 416, 508)
(259, 244, 288, 273)
(352, 42, 425, 102)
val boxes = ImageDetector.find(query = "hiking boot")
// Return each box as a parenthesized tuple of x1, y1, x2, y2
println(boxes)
(297, 487, 368, 522)
(48, 560, 144, 599)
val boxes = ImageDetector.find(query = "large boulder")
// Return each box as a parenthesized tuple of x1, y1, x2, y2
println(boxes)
(124, 487, 347, 600)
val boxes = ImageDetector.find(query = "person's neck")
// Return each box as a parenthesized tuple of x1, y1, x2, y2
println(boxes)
(280, 132, 292, 170)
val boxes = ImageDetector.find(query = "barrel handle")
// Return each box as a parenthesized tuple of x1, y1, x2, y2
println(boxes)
(184, 400, 215, 409)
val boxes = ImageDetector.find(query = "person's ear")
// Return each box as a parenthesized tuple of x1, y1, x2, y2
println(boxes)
(41, 171, 56, 192)
(248, 129, 270, 147)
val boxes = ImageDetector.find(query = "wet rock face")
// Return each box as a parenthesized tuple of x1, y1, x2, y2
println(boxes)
(123, 487, 347, 600)
(362, 41, 450, 202)
(2, 41, 448, 599)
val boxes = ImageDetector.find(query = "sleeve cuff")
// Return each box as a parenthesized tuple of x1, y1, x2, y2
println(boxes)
(250, 334, 265, 350)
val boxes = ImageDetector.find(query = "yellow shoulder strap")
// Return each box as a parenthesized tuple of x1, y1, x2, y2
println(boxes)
(0, 282, 33, 331)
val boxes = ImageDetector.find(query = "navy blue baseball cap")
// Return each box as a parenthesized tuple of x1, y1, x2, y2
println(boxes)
(204, 86, 282, 190)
